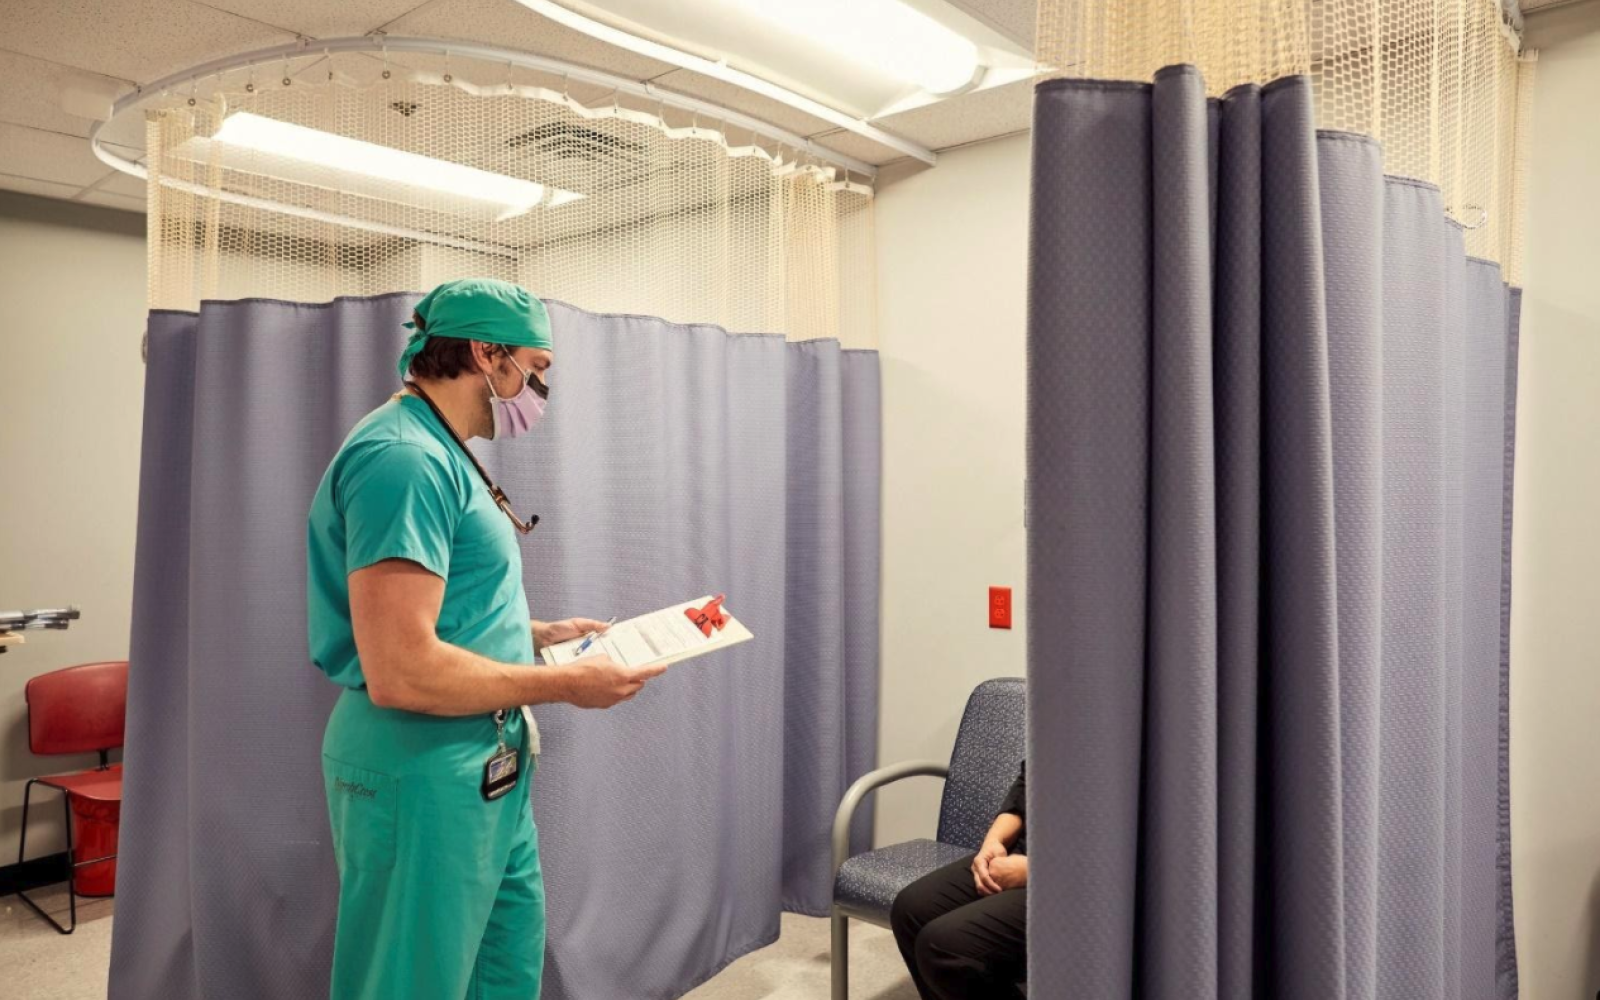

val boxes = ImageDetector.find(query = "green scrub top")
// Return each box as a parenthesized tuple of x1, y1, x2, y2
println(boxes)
(307, 393, 534, 687)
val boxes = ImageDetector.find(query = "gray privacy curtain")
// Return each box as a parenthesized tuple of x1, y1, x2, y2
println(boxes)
(107, 295, 880, 1000)
(1026, 68, 1521, 999)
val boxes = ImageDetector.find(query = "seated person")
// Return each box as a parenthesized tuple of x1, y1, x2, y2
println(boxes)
(890, 761, 1027, 1000)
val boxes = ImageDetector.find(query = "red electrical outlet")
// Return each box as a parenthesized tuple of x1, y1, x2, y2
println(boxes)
(989, 587, 1012, 629)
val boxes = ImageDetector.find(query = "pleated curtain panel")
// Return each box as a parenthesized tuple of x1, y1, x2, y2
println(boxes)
(1027, 69, 1521, 999)
(107, 296, 881, 1000)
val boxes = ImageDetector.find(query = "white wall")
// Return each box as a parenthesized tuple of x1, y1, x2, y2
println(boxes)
(0, 194, 146, 856)
(872, 132, 1031, 847)
(1510, 29, 1600, 1000)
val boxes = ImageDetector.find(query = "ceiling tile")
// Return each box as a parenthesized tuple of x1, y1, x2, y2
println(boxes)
(386, 0, 679, 81)
(194, 0, 430, 38)
(77, 188, 148, 213)
(0, 122, 122, 188)
(97, 169, 149, 198)
(876, 78, 1034, 151)
(3, 0, 297, 83)
(0, 174, 86, 202)
(0, 49, 119, 139)
(946, 0, 1038, 49)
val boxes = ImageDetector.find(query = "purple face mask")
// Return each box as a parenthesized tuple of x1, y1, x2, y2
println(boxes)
(486, 355, 548, 440)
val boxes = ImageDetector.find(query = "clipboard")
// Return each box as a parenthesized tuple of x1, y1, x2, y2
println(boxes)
(541, 595, 754, 670)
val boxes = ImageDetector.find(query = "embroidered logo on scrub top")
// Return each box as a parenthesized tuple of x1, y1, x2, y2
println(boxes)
(334, 777, 378, 800)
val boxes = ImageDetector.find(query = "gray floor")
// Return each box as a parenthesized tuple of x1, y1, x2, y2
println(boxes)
(0, 886, 920, 1000)
(2, 885, 117, 1000)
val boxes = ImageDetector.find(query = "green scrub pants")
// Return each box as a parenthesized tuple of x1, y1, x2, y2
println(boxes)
(322, 689, 545, 1000)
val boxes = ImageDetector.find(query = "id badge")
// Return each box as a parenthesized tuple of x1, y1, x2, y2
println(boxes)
(482, 746, 520, 801)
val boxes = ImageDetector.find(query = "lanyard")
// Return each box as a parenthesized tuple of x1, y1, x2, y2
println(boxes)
(402, 381, 539, 533)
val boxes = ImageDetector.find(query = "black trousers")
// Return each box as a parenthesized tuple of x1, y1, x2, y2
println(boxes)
(888, 855, 1027, 1000)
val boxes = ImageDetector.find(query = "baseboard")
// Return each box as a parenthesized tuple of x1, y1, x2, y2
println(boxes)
(0, 852, 70, 897)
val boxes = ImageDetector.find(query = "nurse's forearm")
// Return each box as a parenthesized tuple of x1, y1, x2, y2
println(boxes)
(351, 558, 580, 715)
(369, 638, 580, 716)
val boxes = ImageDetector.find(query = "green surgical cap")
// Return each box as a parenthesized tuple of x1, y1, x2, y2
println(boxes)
(397, 278, 553, 378)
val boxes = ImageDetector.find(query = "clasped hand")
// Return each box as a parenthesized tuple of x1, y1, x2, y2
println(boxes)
(971, 840, 1028, 895)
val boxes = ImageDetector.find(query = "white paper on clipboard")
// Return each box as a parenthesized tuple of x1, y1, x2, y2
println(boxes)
(541, 596, 754, 670)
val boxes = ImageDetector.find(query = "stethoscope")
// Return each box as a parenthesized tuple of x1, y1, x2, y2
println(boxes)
(403, 380, 540, 534)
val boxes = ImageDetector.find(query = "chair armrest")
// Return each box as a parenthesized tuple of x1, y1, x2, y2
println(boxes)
(832, 760, 950, 878)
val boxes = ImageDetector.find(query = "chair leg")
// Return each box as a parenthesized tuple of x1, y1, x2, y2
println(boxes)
(62, 789, 77, 934)
(16, 778, 32, 866)
(13, 781, 75, 935)
(832, 907, 849, 1000)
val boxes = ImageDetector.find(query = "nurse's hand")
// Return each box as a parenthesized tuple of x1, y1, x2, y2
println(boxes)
(534, 617, 611, 649)
(562, 654, 668, 709)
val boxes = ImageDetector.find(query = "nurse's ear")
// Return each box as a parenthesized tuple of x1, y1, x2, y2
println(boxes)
(469, 340, 506, 378)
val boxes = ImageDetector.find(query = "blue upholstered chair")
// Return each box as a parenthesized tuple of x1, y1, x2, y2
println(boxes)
(829, 677, 1027, 1000)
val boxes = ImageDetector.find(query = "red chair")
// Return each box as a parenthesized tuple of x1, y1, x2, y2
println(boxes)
(15, 660, 128, 934)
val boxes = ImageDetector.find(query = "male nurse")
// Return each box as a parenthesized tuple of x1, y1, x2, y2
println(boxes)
(306, 278, 665, 1000)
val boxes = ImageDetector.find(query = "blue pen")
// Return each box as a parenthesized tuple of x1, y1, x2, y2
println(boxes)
(573, 617, 617, 656)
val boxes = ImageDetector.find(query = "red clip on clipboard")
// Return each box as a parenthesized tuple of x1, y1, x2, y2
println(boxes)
(685, 594, 728, 637)
(543, 594, 751, 669)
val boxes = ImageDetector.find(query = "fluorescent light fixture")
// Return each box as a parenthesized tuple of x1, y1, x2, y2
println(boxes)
(514, 3, 934, 164)
(205, 112, 583, 220)
(728, 0, 982, 95)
